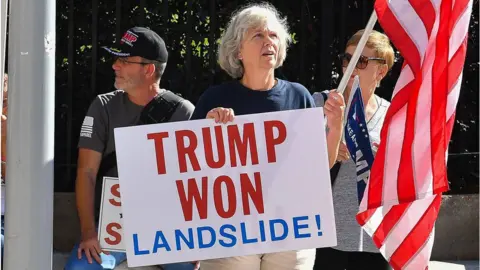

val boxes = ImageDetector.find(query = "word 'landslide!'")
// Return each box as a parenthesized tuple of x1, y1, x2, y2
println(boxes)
(132, 214, 324, 255)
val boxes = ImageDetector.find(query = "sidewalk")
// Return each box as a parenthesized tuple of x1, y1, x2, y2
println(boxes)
(52, 252, 478, 270)
(429, 261, 479, 270)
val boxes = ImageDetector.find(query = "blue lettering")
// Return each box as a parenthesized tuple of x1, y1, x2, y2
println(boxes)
(241, 222, 258, 244)
(293, 216, 311, 239)
(315, 214, 323, 236)
(133, 234, 150, 255)
(219, 224, 237, 248)
(153, 231, 171, 253)
(198, 226, 216, 249)
(259, 220, 266, 242)
(175, 228, 194, 251)
(269, 219, 288, 241)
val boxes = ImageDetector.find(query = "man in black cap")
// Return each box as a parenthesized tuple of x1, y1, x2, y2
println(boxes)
(64, 27, 196, 270)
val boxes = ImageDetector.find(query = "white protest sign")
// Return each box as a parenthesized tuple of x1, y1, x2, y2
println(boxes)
(98, 177, 124, 252)
(114, 108, 337, 267)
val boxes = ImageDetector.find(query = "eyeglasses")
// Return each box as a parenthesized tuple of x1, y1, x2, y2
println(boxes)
(113, 57, 154, 65)
(338, 53, 386, 70)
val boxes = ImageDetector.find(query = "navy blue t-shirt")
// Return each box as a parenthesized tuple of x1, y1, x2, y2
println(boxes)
(191, 79, 315, 119)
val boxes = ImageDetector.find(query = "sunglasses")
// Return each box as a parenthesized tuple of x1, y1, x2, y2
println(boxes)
(338, 53, 386, 70)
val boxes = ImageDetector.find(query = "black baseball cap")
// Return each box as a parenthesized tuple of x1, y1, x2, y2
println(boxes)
(102, 27, 168, 62)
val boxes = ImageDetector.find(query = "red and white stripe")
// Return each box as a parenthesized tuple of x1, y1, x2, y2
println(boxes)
(356, 0, 473, 269)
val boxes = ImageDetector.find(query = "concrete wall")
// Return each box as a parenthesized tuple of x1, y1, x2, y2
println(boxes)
(53, 193, 79, 252)
(53, 193, 479, 260)
(431, 194, 479, 261)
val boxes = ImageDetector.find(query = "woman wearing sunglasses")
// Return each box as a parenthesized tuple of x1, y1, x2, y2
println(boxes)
(313, 29, 395, 270)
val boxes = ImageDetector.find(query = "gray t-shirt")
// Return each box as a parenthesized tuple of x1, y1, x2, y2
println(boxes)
(78, 90, 194, 215)
(313, 91, 390, 253)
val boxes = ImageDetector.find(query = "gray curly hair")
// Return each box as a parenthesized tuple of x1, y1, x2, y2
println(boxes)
(218, 3, 292, 78)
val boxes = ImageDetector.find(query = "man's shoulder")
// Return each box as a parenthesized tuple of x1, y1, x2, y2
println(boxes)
(153, 90, 190, 112)
(165, 91, 195, 121)
(95, 90, 127, 106)
(176, 97, 194, 110)
(160, 90, 187, 103)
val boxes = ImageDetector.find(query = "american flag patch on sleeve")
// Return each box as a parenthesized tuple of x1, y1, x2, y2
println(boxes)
(80, 116, 94, 138)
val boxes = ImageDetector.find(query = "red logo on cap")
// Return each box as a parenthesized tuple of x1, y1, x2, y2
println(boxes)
(120, 31, 138, 46)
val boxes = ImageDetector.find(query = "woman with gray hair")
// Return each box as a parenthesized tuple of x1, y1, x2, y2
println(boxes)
(191, 3, 345, 269)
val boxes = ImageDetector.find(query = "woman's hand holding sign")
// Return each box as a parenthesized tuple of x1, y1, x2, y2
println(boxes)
(207, 107, 235, 123)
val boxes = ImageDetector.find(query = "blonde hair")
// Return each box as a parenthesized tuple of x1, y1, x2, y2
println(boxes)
(218, 3, 292, 78)
(346, 29, 395, 70)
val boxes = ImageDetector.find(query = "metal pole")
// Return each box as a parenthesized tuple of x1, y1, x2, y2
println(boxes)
(0, 0, 8, 265)
(0, 0, 9, 163)
(0, 0, 7, 81)
(4, 0, 55, 268)
(336, 11, 378, 94)
(0, 1, 8, 115)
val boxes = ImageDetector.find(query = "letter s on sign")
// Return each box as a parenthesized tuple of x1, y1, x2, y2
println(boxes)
(105, 222, 122, 245)
(109, 184, 121, 206)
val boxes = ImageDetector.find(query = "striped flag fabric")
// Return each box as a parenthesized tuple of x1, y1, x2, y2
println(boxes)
(356, 0, 473, 269)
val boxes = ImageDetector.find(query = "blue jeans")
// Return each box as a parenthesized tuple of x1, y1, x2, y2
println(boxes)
(64, 243, 195, 270)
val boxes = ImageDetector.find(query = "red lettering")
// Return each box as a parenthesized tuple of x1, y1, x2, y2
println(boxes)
(177, 172, 265, 221)
(202, 126, 226, 169)
(240, 172, 264, 215)
(176, 130, 201, 173)
(213, 175, 237, 219)
(104, 222, 122, 245)
(109, 184, 121, 206)
(264, 120, 287, 163)
(176, 177, 208, 221)
(124, 33, 137, 42)
(227, 123, 259, 167)
(147, 132, 169, 175)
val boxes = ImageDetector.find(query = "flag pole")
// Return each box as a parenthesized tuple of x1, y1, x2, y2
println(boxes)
(336, 11, 378, 95)
(335, 11, 377, 143)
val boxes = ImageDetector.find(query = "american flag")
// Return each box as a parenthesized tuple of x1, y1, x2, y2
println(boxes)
(356, 0, 473, 269)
